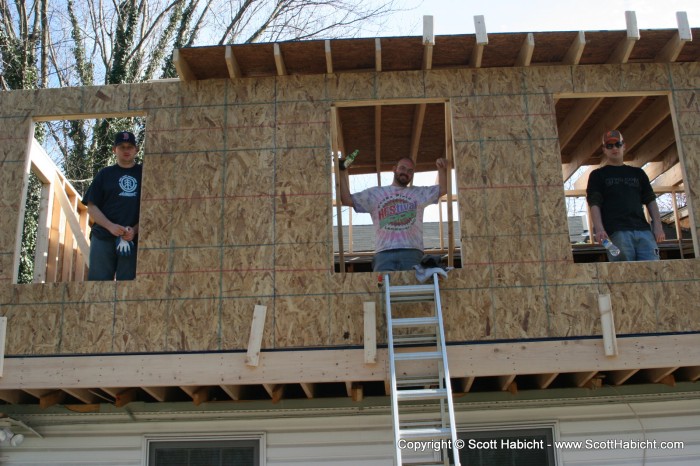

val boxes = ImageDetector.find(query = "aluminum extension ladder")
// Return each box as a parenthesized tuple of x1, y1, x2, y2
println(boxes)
(384, 273, 461, 466)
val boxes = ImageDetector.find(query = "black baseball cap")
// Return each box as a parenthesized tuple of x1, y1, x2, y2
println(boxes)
(114, 131, 137, 146)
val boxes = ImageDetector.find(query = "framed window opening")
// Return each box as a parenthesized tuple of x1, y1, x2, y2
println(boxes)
(555, 92, 696, 263)
(450, 426, 557, 466)
(330, 98, 461, 273)
(16, 116, 145, 283)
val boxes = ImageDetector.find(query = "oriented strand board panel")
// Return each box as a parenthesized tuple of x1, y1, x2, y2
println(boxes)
(0, 59, 699, 356)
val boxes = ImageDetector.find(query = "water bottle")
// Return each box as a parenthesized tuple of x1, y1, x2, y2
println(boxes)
(601, 238, 621, 257)
(340, 149, 359, 169)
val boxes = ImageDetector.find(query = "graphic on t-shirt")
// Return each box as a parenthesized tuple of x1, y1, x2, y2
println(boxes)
(378, 195, 417, 230)
(119, 175, 139, 197)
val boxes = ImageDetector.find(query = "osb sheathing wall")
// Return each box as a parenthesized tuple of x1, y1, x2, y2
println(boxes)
(0, 62, 699, 356)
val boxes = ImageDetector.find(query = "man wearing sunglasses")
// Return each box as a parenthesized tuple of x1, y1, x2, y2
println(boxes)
(586, 130, 665, 261)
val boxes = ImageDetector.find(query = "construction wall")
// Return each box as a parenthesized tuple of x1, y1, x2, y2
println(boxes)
(0, 62, 699, 356)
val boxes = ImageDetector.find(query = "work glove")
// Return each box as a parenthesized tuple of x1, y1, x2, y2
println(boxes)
(116, 237, 134, 256)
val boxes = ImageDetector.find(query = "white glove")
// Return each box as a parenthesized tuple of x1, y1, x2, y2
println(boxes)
(116, 237, 134, 256)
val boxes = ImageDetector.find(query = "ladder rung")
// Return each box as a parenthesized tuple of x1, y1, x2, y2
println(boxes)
(393, 335, 437, 346)
(395, 351, 442, 361)
(388, 284, 435, 303)
(400, 427, 452, 441)
(396, 376, 440, 387)
(392, 316, 439, 328)
(400, 419, 445, 428)
(397, 388, 447, 401)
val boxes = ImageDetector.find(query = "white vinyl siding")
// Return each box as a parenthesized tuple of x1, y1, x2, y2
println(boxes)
(0, 398, 698, 465)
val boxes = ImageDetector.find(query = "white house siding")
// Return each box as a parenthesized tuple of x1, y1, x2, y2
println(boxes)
(1, 397, 698, 465)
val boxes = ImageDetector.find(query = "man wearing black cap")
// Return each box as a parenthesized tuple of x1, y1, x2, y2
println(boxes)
(586, 130, 665, 261)
(82, 131, 143, 280)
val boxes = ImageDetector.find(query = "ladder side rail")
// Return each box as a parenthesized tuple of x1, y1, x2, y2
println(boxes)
(384, 273, 403, 465)
(432, 273, 461, 466)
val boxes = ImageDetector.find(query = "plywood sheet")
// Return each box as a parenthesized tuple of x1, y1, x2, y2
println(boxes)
(221, 297, 274, 350)
(82, 84, 133, 116)
(547, 285, 600, 337)
(113, 300, 167, 352)
(621, 63, 670, 91)
(274, 295, 330, 347)
(225, 104, 276, 150)
(275, 101, 328, 149)
(426, 69, 477, 98)
(670, 62, 700, 89)
(572, 65, 624, 93)
(491, 286, 549, 339)
(3, 304, 61, 354)
(61, 303, 114, 353)
(326, 72, 376, 101)
(376, 71, 424, 100)
(166, 297, 219, 351)
(523, 66, 574, 95)
(442, 288, 493, 341)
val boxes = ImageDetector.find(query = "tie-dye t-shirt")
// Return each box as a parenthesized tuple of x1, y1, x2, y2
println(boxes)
(351, 185, 441, 253)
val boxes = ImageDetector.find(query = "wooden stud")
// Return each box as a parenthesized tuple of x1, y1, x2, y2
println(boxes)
(498, 374, 515, 391)
(470, 15, 488, 68)
(515, 33, 535, 67)
(422, 16, 434, 70)
(0, 389, 27, 404)
(676, 366, 700, 382)
(221, 385, 242, 401)
(375, 38, 382, 72)
(606, 11, 639, 64)
(40, 390, 66, 409)
(330, 107, 346, 272)
(606, 369, 638, 385)
(63, 388, 98, 404)
(0, 317, 5, 377)
(263, 383, 284, 403)
(141, 386, 174, 402)
(563, 31, 586, 65)
(245, 305, 267, 367)
(173, 49, 195, 81)
(627, 120, 676, 167)
(598, 294, 618, 357)
(409, 104, 427, 163)
(53, 173, 90, 263)
(273, 43, 287, 76)
(455, 377, 475, 393)
(646, 367, 678, 383)
(300, 382, 315, 399)
(655, 12, 691, 62)
(558, 98, 603, 150)
(374, 106, 382, 186)
(324, 40, 333, 74)
(364, 302, 377, 364)
(351, 382, 363, 402)
(114, 387, 139, 408)
(444, 101, 456, 267)
(225, 46, 242, 79)
(571, 371, 597, 387)
(535, 373, 558, 389)
(654, 164, 683, 187)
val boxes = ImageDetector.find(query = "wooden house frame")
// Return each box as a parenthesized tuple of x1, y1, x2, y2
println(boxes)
(0, 12, 698, 465)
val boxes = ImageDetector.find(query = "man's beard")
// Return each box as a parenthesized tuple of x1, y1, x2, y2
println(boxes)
(394, 173, 410, 186)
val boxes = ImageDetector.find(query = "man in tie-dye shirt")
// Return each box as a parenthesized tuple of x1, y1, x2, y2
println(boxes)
(339, 157, 448, 271)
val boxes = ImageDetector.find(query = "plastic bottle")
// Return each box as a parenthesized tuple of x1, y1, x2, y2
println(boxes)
(340, 149, 359, 169)
(601, 238, 621, 257)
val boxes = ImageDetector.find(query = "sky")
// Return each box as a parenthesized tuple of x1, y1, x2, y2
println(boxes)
(382, 0, 699, 36)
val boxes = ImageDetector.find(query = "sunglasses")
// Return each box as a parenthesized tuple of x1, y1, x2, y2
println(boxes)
(604, 141, 624, 149)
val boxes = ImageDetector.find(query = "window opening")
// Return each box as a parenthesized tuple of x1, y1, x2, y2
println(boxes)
(147, 437, 261, 466)
(556, 94, 695, 262)
(330, 99, 461, 273)
(16, 117, 145, 283)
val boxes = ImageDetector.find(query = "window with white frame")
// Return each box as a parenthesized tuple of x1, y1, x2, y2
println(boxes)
(450, 426, 556, 466)
(147, 436, 262, 466)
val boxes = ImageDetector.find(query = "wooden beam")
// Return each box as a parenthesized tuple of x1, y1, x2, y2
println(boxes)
(0, 317, 5, 377)
(455, 377, 475, 393)
(53, 173, 90, 263)
(263, 383, 284, 403)
(606, 369, 638, 386)
(444, 101, 456, 268)
(245, 305, 267, 367)
(409, 104, 427, 163)
(0, 389, 27, 404)
(114, 387, 139, 407)
(598, 294, 618, 357)
(655, 12, 691, 62)
(221, 385, 242, 401)
(375, 38, 382, 72)
(180, 385, 209, 406)
(535, 373, 558, 389)
(422, 15, 434, 70)
(141, 386, 174, 402)
(225, 46, 242, 79)
(646, 367, 678, 383)
(652, 163, 683, 187)
(558, 98, 603, 151)
(324, 40, 333, 74)
(351, 382, 363, 402)
(562, 96, 644, 181)
(63, 388, 99, 404)
(470, 15, 488, 68)
(300, 382, 315, 399)
(570, 371, 597, 388)
(40, 390, 66, 409)
(273, 43, 287, 76)
(644, 146, 679, 181)
(606, 11, 639, 64)
(173, 49, 195, 81)
(515, 33, 535, 67)
(374, 106, 382, 186)
(498, 374, 516, 391)
(2, 335, 700, 389)
(676, 366, 700, 382)
(563, 31, 586, 65)
(627, 120, 676, 167)
(330, 107, 346, 272)
(364, 302, 377, 364)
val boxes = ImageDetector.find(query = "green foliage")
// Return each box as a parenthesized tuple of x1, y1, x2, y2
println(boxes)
(17, 173, 42, 284)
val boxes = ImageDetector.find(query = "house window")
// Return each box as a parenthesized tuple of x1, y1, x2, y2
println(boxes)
(556, 93, 694, 262)
(330, 99, 461, 273)
(451, 427, 556, 466)
(147, 438, 261, 466)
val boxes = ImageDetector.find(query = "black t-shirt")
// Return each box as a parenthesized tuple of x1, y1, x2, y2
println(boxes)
(82, 164, 142, 240)
(586, 164, 656, 235)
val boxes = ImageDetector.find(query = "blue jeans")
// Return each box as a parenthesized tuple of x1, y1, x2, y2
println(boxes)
(608, 230, 659, 262)
(373, 249, 423, 272)
(88, 236, 138, 280)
